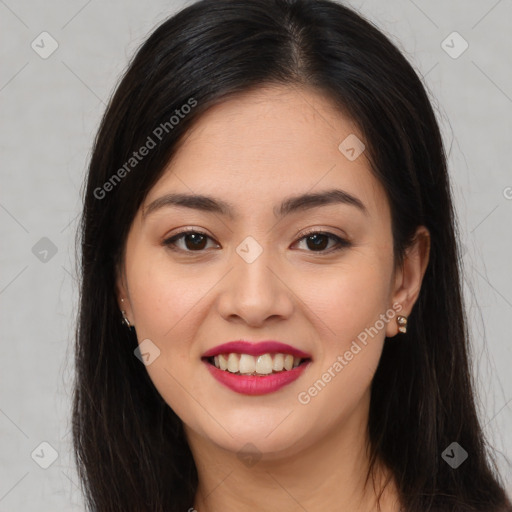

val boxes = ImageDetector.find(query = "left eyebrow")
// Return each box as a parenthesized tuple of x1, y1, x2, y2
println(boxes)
(142, 188, 369, 220)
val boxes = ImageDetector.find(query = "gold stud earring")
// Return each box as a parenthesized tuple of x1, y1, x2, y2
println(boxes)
(120, 298, 132, 328)
(397, 315, 408, 334)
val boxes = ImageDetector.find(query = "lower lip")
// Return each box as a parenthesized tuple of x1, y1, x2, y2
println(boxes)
(203, 359, 312, 395)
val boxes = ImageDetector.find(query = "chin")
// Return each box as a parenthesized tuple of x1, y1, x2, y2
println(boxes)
(188, 412, 312, 460)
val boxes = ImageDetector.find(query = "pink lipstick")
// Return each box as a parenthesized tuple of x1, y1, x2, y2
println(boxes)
(201, 340, 312, 396)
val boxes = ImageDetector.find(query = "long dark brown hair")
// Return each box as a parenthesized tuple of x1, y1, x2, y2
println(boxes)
(72, 0, 512, 510)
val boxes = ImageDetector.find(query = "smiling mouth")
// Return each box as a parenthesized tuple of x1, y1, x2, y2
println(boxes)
(202, 353, 312, 376)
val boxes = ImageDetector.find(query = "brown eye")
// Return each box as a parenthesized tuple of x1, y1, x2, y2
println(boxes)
(294, 231, 351, 253)
(163, 230, 218, 252)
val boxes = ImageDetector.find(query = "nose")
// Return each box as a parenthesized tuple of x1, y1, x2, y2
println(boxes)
(215, 243, 294, 327)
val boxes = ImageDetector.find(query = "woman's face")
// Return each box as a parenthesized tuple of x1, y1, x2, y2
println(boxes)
(117, 85, 423, 459)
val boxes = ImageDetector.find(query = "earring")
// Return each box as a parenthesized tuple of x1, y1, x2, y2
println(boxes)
(397, 315, 408, 334)
(120, 298, 132, 328)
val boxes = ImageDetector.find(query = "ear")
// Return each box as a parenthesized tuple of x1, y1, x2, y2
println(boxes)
(385, 225, 431, 337)
(115, 261, 133, 324)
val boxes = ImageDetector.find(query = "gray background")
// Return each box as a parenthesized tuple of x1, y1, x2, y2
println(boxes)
(0, 0, 511, 509)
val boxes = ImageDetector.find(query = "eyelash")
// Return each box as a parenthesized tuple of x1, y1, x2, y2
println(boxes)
(162, 228, 351, 254)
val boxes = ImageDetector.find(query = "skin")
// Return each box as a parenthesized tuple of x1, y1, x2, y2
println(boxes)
(116, 85, 430, 512)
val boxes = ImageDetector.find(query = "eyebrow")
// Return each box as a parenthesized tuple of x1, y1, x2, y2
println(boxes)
(142, 188, 368, 220)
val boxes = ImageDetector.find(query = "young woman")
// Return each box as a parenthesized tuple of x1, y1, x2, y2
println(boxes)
(72, 0, 512, 510)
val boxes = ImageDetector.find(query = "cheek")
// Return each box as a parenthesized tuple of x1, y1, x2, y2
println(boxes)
(125, 249, 211, 424)
(294, 258, 392, 427)
(127, 246, 212, 340)
(302, 252, 393, 348)
(125, 248, 216, 404)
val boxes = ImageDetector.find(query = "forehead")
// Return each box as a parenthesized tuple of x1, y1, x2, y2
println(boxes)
(144, 85, 388, 220)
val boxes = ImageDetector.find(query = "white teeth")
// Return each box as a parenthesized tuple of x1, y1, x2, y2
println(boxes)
(272, 353, 284, 371)
(211, 353, 304, 375)
(227, 353, 238, 373)
(218, 354, 228, 370)
(239, 353, 256, 374)
(255, 354, 273, 374)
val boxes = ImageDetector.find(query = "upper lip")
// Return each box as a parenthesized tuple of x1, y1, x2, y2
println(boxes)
(202, 340, 312, 359)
